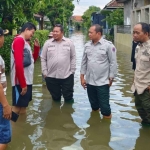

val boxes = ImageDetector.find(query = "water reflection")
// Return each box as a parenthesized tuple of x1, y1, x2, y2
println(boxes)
(6, 31, 150, 150)
(134, 127, 150, 150)
(81, 112, 112, 150)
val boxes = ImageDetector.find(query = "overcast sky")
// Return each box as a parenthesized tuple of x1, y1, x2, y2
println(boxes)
(73, 0, 112, 15)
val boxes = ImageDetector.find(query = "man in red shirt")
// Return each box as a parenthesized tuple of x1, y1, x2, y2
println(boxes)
(11, 22, 40, 114)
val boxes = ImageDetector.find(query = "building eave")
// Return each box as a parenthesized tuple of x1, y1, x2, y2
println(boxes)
(116, 0, 130, 3)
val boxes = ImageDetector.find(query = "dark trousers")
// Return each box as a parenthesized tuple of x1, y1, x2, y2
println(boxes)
(135, 90, 150, 124)
(45, 74, 74, 102)
(87, 84, 111, 116)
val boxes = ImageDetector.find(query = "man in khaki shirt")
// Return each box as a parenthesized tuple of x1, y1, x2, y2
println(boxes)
(41, 24, 76, 102)
(131, 22, 150, 125)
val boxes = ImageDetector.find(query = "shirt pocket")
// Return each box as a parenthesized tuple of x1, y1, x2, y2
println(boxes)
(61, 47, 70, 56)
(96, 50, 107, 61)
(47, 47, 55, 57)
(140, 55, 150, 69)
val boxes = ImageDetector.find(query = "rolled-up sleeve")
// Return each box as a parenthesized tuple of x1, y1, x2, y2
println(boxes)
(70, 42, 76, 73)
(41, 41, 48, 76)
(80, 48, 87, 75)
(107, 44, 117, 78)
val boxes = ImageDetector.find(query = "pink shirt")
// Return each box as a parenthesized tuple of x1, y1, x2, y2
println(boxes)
(41, 37, 76, 79)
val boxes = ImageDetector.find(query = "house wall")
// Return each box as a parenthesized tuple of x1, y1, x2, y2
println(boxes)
(115, 0, 150, 49)
(123, 0, 146, 25)
(114, 33, 132, 49)
(132, 4, 150, 25)
(91, 13, 106, 28)
(124, 0, 132, 25)
(145, 0, 150, 5)
(135, 0, 144, 8)
(114, 25, 132, 50)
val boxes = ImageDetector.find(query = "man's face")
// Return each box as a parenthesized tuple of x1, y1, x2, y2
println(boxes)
(88, 26, 101, 41)
(25, 29, 35, 40)
(53, 27, 63, 40)
(0, 36, 4, 48)
(133, 24, 148, 42)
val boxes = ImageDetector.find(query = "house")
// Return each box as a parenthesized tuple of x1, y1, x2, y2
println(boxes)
(114, 0, 150, 50)
(116, 0, 150, 25)
(91, 12, 106, 29)
(70, 16, 83, 30)
(71, 16, 83, 23)
(103, 0, 124, 10)
(91, 0, 124, 34)
(34, 14, 44, 30)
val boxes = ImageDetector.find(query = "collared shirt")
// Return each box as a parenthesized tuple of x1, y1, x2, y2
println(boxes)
(41, 37, 76, 79)
(80, 38, 117, 86)
(131, 40, 150, 94)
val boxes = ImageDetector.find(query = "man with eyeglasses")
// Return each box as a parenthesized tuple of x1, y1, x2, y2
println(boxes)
(41, 24, 76, 103)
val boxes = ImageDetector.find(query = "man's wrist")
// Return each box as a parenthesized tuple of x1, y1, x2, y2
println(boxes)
(3, 103, 9, 108)
(109, 78, 114, 81)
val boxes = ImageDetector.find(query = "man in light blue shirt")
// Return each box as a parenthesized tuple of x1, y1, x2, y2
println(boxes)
(80, 24, 117, 119)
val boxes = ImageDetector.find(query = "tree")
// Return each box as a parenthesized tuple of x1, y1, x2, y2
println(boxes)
(0, 0, 52, 31)
(101, 9, 124, 27)
(0, 0, 74, 32)
(82, 6, 101, 29)
(45, 0, 74, 29)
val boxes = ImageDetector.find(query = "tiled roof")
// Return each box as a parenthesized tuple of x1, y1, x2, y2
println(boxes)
(71, 16, 83, 22)
(104, 0, 124, 9)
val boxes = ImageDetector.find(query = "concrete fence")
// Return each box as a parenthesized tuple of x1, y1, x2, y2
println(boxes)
(114, 25, 132, 50)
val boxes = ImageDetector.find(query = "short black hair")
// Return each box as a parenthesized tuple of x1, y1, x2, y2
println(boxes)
(137, 22, 150, 34)
(92, 24, 103, 35)
(20, 22, 36, 33)
(54, 24, 64, 32)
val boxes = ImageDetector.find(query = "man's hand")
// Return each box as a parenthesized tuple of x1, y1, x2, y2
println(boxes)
(21, 86, 27, 95)
(81, 78, 87, 89)
(3, 105, 12, 120)
(34, 38, 40, 47)
(1, 68, 5, 73)
(44, 75, 47, 78)
(109, 78, 113, 87)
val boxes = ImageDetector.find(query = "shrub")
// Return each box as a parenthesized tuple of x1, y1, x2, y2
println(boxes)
(105, 34, 114, 43)
(0, 30, 49, 73)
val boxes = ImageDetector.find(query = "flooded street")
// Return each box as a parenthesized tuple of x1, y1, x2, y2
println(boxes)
(6, 31, 150, 150)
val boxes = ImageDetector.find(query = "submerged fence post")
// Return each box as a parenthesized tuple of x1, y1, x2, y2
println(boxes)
(114, 25, 117, 44)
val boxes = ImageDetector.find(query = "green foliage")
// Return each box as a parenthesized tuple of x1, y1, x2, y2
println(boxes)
(82, 6, 101, 29)
(46, 0, 74, 28)
(31, 30, 49, 48)
(0, 0, 75, 32)
(0, 30, 49, 73)
(0, 0, 54, 31)
(102, 9, 124, 28)
(0, 35, 13, 73)
(105, 34, 114, 43)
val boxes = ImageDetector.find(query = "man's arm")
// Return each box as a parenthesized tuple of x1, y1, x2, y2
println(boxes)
(40, 41, 48, 77)
(70, 41, 76, 74)
(80, 47, 87, 89)
(107, 43, 117, 79)
(13, 38, 26, 88)
(32, 38, 40, 62)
